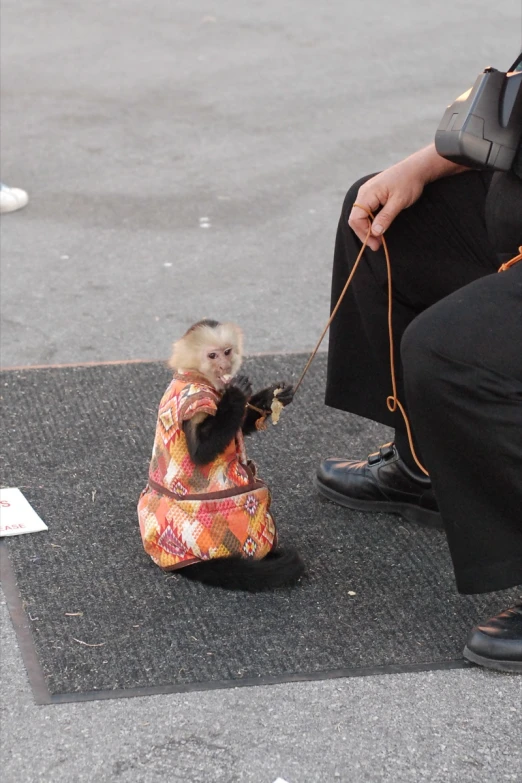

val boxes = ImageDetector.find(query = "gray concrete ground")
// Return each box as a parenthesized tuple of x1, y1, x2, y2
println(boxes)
(1, 1, 521, 781)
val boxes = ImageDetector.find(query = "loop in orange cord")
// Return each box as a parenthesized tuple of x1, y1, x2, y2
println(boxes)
(293, 202, 429, 477)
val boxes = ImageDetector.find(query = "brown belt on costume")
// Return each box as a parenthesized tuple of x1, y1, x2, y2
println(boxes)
(147, 460, 268, 503)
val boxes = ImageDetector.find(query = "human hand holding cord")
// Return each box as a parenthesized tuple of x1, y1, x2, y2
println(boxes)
(349, 143, 470, 251)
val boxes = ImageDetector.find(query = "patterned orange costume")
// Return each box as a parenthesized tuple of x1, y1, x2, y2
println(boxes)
(138, 371, 276, 570)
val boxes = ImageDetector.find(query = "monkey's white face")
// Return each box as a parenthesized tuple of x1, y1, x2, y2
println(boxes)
(200, 345, 240, 390)
(169, 321, 244, 390)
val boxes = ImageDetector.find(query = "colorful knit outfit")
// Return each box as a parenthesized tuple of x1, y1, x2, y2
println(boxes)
(138, 371, 276, 570)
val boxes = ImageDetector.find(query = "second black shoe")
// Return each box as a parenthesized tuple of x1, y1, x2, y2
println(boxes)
(316, 442, 442, 528)
(463, 599, 522, 673)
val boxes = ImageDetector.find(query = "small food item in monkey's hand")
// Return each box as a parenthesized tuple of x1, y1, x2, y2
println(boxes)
(221, 374, 232, 384)
(271, 388, 284, 425)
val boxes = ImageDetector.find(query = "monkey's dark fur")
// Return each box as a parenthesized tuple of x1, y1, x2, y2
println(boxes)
(183, 376, 294, 466)
(179, 548, 304, 591)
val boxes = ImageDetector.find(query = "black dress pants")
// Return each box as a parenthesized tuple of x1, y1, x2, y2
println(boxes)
(326, 170, 522, 594)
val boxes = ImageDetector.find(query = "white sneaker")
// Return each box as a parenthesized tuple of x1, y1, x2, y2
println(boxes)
(0, 183, 29, 214)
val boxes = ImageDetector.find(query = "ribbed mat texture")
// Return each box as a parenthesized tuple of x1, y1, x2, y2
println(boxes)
(1, 355, 516, 699)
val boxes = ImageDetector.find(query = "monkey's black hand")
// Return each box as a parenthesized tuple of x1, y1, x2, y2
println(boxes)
(228, 374, 253, 399)
(274, 382, 294, 407)
(249, 382, 294, 410)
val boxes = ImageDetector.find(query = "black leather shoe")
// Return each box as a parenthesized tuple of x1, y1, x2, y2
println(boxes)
(463, 600, 522, 673)
(315, 442, 442, 528)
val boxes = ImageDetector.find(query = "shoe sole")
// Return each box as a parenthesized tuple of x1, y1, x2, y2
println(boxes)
(315, 477, 443, 529)
(0, 189, 29, 213)
(463, 646, 522, 673)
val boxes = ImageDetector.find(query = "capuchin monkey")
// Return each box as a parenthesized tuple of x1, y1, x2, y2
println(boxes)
(139, 319, 305, 591)
(172, 320, 295, 460)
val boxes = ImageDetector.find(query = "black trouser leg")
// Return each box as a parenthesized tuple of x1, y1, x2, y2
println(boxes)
(401, 262, 522, 593)
(326, 171, 496, 471)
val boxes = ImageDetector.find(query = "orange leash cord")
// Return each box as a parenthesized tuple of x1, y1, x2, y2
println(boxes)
(498, 246, 522, 272)
(293, 203, 429, 477)
(293, 213, 522, 477)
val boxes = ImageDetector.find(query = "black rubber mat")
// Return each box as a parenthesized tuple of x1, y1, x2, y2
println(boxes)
(1, 355, 517, 704)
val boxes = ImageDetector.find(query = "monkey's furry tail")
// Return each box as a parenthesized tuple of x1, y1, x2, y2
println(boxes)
(178, 548, 305, 591)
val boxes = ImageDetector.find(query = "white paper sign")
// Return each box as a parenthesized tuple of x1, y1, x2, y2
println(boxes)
(0, 488, 48, 537)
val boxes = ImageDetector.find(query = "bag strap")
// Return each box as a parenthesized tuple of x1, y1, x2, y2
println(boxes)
(508, 51, 522, 71)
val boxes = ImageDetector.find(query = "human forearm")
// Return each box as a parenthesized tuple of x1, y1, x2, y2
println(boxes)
(401, 142, 471, 186)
